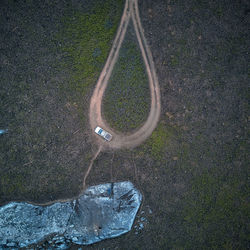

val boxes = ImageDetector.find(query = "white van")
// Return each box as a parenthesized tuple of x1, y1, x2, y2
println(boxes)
(94, 126, 112, 141)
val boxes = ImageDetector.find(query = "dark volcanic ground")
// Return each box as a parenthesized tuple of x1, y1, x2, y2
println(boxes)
(88, 0, 249, 249)
(0, 0, 249, 249)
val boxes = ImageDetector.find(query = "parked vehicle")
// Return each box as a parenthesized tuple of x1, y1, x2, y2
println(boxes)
(94, 126, 112, 141)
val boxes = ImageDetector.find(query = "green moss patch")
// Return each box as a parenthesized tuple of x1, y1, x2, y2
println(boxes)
(136, 122, 182, 161)
(0, 0, 124, 204)
(59, 0, 124, 98)
(102, 21, 150, 132)
(183, 168, 249, 249)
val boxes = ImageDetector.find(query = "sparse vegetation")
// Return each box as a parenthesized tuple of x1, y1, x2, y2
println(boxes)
(102, 22, 150, 132)
(0, 0, 124, 204)
(59, 0, 124, 98)
(182, 166, 249, 249)
(139, 122, 181, 161)
(0, 0, 249, 249)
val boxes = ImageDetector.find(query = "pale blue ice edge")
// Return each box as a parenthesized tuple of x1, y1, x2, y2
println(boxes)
(0, 181, 142, 248)
(0, 129, 8, 135)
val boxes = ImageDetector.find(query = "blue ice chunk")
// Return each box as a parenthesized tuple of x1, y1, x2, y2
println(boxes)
(139, 222, 144, 229)
(0, 181, 142, 248)
(0, 129, 8, 135)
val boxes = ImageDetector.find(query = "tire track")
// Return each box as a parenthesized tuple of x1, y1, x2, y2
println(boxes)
(82, 145, 102, 190)
(89, 0, 161, 149)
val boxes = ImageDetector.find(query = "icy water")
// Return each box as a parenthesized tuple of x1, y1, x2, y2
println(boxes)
(0, 181, 141, 248)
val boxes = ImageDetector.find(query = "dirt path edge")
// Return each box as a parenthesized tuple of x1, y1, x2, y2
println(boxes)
(89, 0, 161, 150)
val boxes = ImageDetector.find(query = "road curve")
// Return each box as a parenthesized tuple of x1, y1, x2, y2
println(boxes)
(89, 0, 161, 149)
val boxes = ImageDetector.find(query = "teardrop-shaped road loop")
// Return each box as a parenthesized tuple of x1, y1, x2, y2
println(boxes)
(89, 0, 161, 149)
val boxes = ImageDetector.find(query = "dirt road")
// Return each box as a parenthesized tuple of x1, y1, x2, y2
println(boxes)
(89, 0, 161, 149)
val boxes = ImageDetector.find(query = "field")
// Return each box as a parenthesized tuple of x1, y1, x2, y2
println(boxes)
(102, 20, 150, 132)
(0, 0, 249, 249)
(0, 0, 124, 204)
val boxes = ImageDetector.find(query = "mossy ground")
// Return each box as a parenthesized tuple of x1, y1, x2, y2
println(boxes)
(0, 0, 124, 204)
(59, 0, 124, 98)
(87, 0, 249, 249)
(0, 0, 249, 249)
(102, 21, 150, 132)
